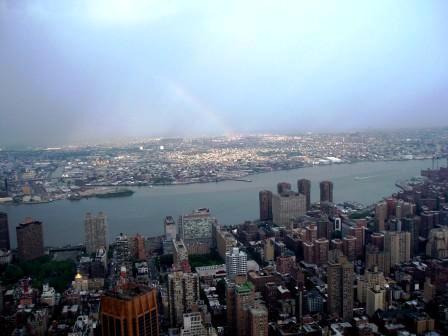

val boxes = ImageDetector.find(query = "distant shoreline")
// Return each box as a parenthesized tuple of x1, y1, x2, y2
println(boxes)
(0, 157, 432, 207)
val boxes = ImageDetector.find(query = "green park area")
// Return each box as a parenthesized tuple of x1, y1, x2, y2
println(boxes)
(0, 255, 76, 293)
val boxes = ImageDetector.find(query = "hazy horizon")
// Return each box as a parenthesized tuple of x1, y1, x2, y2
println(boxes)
(1, 1, 448, 147)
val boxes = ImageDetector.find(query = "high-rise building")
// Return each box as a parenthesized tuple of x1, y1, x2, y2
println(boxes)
(314, 238, 329, 265)
(349, 220, 366, 258)
(248, 304, 268, 336)
(226, 247, 247, 280)
(216, 228, 237, 260)
(327, 255, 354, 321)
(168, 271, 200, 327)
(164, 216, 177, 241)
(277, 182, 292, 195)
(366, 244, 390, 276)
(366, 285, 386, 317)
(0, 212, 10, 250)
(263, 238, 275, 263)
(297, 179, 311, 211)
(369, 232, 385, 251)
(302, 241, 315, 264)
(375, 201, 388, 231)
(305, 224, 318, 242)
(357, 266, 387, 303)
(100, 285, 159, 336)
(16, 219, 44, 261)
(343, 235, 357, 261)
(179, 209, 217, 255)
(402, 216, 419, 255)
(85, 212, 108, 254)
(384, 231, 411, 266)
(226, 281, 256, 336)
(259, 190, 273, 221)
(272, 192, 306, 227)
(319, 181, 333, 203)
(173, 239, 191, 273)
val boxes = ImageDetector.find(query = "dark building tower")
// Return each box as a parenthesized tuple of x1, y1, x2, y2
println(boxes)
(16, 219, 44, 261)
(0, 212, 10, 250)
(297, 179, 311, 211)
(100, 285, 159, 336)
(320, 180, 334, 203)
(277, 182, 291, 195)
(259, 190, 273, 221)
(327, 255, 354, 320)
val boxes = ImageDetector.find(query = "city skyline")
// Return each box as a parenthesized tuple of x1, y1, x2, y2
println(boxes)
(2, 1, 448, 146)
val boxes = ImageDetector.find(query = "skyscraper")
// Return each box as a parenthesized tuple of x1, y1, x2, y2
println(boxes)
(327, 255, 354, 320)
(226, 247, 248, 280)
(375, 201, 388, 231)
(272, 192, 306, 227)
(319, 180, 334, 203)
(16, 219, 44, 261)
(297, 179, 311, 211)
(164, 216, 177, 241)
(384, 231, 411, 266)
(168, 271, 200, 327)
(277, 182, 292, 195)
(0, 212, 10, 250)
(226, 281, 256, 336)
(178, 208, 217, 255)
(173, 239, 191, 273)
(100, 285, 159, 336)
(259, 190, 273, 221)
(85, 212, 108, 254)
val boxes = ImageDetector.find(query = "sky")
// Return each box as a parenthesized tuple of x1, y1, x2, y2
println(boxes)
(1, 0, 448, 147)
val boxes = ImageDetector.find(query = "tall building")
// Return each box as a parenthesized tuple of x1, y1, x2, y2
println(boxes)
(327, 255, 354, 321)
(402, 216, 419, 255)
(173, 239, 191, 273)
(85, 212, 108, 254)
(100, 285, 159, 336)
(375, 201, 388, 231)
(168, 271, 200, 327)
(178, 209, 217, 255)
(226, 247, 248, 280)
(216, 228, 237, 260)
(357, 266, 387, 303)
(164, 216, 177, 241)
(277, 182, 292, 195)
(319, 181, 333, 203)
(0, 212, 10, 250)
(272, 192, 306, 227)
(343, 235, 357, 261)
(366, 285, 386, 317)
(16, 219, 44, 261)
(384, 231, 411, 266)
(314, 238, 329, 265)
(259, 190, 273, 221)
(297, 179, 311, 211)
(226, 281, 256, 336)
(248, 304, 268, 336)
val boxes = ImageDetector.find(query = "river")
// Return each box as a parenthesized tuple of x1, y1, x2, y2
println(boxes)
(0, 159, 432, 247)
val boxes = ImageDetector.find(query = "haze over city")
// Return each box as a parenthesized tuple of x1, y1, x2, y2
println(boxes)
(1, 0, 448, 146)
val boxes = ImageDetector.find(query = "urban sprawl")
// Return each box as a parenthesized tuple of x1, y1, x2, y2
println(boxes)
(0, 128, 447, 204)
(1, 155, 448, 335)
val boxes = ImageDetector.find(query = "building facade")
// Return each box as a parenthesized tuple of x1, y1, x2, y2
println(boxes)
(16, 219, 44, 261)
(272, 192, 306, 227)
(100, 286, 159, 336)
(297, 179, 311, 211)
(0, 212, 10, 250)
(85, 212, 108, 254)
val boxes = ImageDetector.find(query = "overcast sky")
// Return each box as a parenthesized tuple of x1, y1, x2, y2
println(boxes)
(1, 1, 448, 147)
